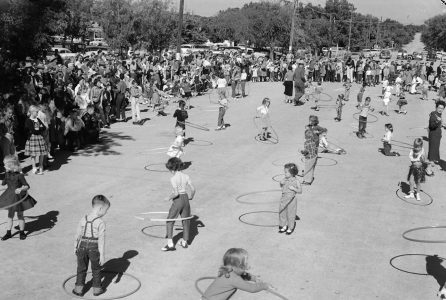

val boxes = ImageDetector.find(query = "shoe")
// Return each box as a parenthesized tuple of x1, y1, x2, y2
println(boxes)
(1, 230, 11, 241)
(72, 286, 84, 297)
(32, 167, 38, 174)
(286, 226, 295, 235)
(161, 245, 176, 251)
(278, 225, 288, 233)
(93, 287, 104, 296)
(416, 193, 421, 201)
(180, 240, 188, 248)
(301, 181, 311, 185)
(132, 122, 138, 125)
(215, 127, 222, 131)
(36, 168, 44, 175)
(395, 152, 400, 156)
(19, 231, 26, 240)
(404, 192, 415, 199)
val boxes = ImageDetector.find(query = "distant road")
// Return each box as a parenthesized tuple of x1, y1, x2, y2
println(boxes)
(402, 32, 425, 53)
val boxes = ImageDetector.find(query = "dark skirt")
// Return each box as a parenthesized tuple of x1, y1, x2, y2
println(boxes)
(428, 129, 441, 162)
(284, 81, 293, 96)
(407, 164, 426, 184)
(0, 189, 37, 213)
(397, 98, 408, 106)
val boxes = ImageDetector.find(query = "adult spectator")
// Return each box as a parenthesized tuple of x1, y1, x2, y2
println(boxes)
(428, 100, 446, 164)
(293, 62, 305, 106)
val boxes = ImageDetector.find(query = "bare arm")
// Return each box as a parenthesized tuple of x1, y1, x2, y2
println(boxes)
(98, 221, 106, 265)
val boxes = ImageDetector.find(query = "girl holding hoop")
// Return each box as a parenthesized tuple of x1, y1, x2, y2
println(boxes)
(0, 156, 36, 241)
(162, 157, 196, 251)
(404, 138, 426, 201)
(279, 163, 302, 235)
(202, 248, 271, 299)
(256, 98, 271, 141)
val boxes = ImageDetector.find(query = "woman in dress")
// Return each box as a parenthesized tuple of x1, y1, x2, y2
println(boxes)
(428, 100, 446, 164)
(283, 65, 294, 103)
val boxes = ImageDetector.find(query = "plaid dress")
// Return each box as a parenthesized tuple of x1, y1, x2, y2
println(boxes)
(24, 118, 48, 157)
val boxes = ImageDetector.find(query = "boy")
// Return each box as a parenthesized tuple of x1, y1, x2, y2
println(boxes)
(356, 85, 365, 108)
(334, 94, 345, 122)
(357, 97, 374, 139)
(216, 92, 229, 131)
(173, 100, 188, 136)
(73, 195, 110, 297)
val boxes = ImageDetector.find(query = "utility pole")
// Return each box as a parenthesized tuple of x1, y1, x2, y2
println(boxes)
(176, 0, 184, 55)
(376, 17, 382, 49)
(367, 17, 372, 49)
(289, 0, 298, 53)
(348, 5, 353, 52)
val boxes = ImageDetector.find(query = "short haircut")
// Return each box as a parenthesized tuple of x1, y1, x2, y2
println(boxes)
(413, 138, 423, 149)
(165, 157, 183, 171)
(178, 100, 186, 108)
(92, 195, 110, 207)
(385, 123, 393, 132)
(284, 163, 299, 176)
(436, 100, 446, 108)
(309, 115, 319, 126)
(120, 74, 124, 80)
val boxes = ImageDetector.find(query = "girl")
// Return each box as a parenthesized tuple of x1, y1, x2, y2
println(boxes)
(279, 163, 302, 235)
(356, 85, 365, 109)
(319, 128, 345, 155)
(381, 85, 392, 116)
(301, 115, 325, 185)
(216, 91, 229, 131)
(334, 94, 345, 122)
(203, 248, 270, 300)
(173, 100, 188, 135)
(421, 79, 429, 101)
(256, 98, 271, 141)
(357, 97, 374, 139)
(381, 123, 400, 156)
(0, 156, 36, 241)
(343, 81, 352, 101)
(396, 92, 408, 114)
(166, 127, 185, 158)
(405, 138, 426, 201)
(283, 65, 294, 103)
(311, 80, 323, 111)
(24, 105, 48, 174)
(162, 157, 195, 251)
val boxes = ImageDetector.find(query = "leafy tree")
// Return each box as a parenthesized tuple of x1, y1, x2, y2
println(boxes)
(422, 14, 446, 51)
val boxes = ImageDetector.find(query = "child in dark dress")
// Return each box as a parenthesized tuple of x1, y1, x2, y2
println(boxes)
(0, 156, 37, 240)
(173, 100, 188, 136)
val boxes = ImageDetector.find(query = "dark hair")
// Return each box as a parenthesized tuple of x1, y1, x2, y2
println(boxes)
(165, 157, 183, 172)
(92, 195, 110, 207)
(120, 74, 124, 80)
(385, 123, 393, 132)
(436, 100, 446, 108)
(284, 163, 299, 176)
(178, 100, 186, 108)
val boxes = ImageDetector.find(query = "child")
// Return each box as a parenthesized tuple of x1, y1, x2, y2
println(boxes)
(380, 85, 392, 116)
(279, 163, 302, 235)
(421, 80, 429, 100)
(24, 105, 48, 174)
(343, 81, 352, 101)
(180, 76, 193, 109)
(173, 100, 188, 135)
(381, 123, 400, 156)
(404, 138, 426, 201)
(381, 78, 389, 96)
(395, 75, 403, 98)
(166, 127, 185, 158)
(356, 85, 365, 109)
(81, 105, 100, 144)
(216, 91, 229, 131)
(0, 156, 36, 241)
(129, 79, 142, 125)
(216, 73, 228, 100)
(334, 94, 345, 122)
(311, 80, 322, 111)
(73, 195, 110, 296)
(202, 248, 271, 300)
(162, 157, 195, 251)
(357, 97, 374, 139)
(256, 98, 271, 140)
(396, 92, 408, 114)
(319, 128, 345, 154)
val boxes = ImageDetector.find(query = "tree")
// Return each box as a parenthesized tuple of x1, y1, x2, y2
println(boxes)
(422, 14, 446, 51)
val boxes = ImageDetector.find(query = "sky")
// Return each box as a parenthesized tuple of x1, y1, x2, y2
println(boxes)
(175, 0, 446, 25)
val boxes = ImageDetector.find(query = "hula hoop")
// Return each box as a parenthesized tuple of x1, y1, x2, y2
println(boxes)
(235, 190, 281, 205)
(144, 163, 168, 173)
(0, 192, 29, 210)
(326, 141, 347, 154)
(395, 189, 433, 206)
(141, 224, 183, 239)
(187, 139, 213, 146)
(0, 216, 53, 238)
(391, 139, 413, 146)
(402, 226, 446, 243)
(272, 174, 285, 183)
(150, 215, 195, 222)
(179, 121, 210, 131)
(62, 271, 141, 300)
(409, 126, 427, 130)
(390, 143, 412, 150)
(253, 118, 279, 144)
(300, 156, 338, 166)
(138, 212, 168, 215)
(353, 113, 378, 123)
(309, 92, 332, 102)
(389, 254, 445, 276)
(238, 211, 278, 227)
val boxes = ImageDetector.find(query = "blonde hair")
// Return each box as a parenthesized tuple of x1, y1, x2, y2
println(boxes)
(4, 155, 21, 172)
(27, 105, 39, 116)
(218, 248, 249, 278)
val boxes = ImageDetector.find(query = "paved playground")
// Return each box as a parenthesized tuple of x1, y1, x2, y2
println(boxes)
(1, 77, 446, 300)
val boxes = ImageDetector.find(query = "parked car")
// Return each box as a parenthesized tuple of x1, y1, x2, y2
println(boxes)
(397, 49, 407, 59)
(180, 44, 195, 56)
(362, 49, 372, 58)
(379, 49, 391, 60)
(46, 47, 77, 61)
(84, 45, 109, 57)
(89, 38, 109, 47)
(412, 52, 423, 60)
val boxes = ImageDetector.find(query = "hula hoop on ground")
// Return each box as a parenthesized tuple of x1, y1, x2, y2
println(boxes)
(144, 163, 168, 173)
(402, 226, 446, 243)
(353, 113, 378, 123)
(194, 276, 288, 300)
(235, 190, 281, 205)
(389, 254, 446, 276)
(141, 224, 183, 239)
(253, 117, 279, 144)
(395, 189, 433, 206)
(238, 211, 278, 227)
(179, 121, 210, 131)
(0, 192, 29, 210)
(309, 92, 332, 102)
(0, 216, 53, 238)
(62, 271, 141, 300)
(300, 156, 338, 166)
(150, 215, 195, 222)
